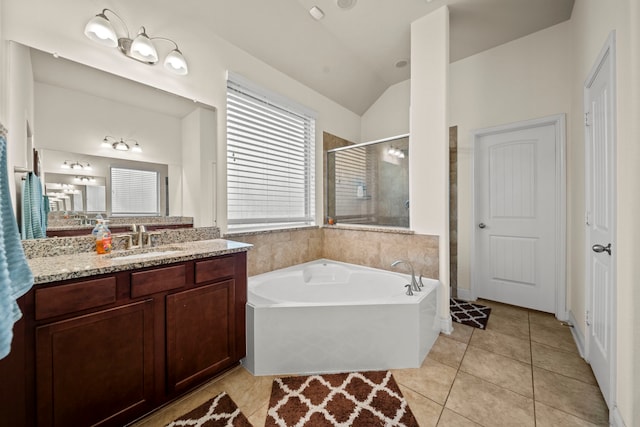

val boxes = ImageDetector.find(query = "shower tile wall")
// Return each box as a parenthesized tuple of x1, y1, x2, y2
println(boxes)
(228, 226, 439, 279)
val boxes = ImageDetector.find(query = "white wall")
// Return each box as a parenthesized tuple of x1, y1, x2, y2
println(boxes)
(6, 41, 34, 210)
(410, 7, 450, 327)
(181, 107, 217, 227)
(449, 21, 572, 299)
(1, 0, 362, 233)
(361, 79, 410, 142)
(34, 83, 182, 166)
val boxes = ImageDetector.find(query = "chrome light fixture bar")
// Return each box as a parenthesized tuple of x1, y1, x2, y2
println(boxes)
(61, 161, 92, 170)
(101, 136, 143, 153)
(84, 9, 188, 75)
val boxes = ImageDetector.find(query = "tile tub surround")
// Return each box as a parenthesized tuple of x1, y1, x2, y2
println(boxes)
(22, 226, 221, 259)
(227, 225, 438, 278)
(27, 238, 251, 285)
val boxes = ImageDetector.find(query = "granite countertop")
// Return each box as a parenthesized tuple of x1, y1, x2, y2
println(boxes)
(28, 239, 252, 285)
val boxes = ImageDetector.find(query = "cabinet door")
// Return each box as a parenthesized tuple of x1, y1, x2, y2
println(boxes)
(36, 300, 154, 427)
(166, 280, 235, 394)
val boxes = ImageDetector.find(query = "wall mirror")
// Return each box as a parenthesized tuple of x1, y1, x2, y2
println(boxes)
(26, 44, 215, 226)
(326, 134, 409, 228)
(41, 149, 168, 216)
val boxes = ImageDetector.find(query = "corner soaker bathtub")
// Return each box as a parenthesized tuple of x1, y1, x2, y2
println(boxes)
(243, 259, 440, 376)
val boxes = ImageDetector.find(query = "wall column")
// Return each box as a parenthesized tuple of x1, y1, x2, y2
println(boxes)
(410, 6, 450, 330)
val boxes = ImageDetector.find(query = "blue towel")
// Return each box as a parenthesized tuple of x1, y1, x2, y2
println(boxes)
(0, 134, 34, 359)
(21, 172, 46, 239)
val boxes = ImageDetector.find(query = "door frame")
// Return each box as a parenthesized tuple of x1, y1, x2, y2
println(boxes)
(584, 31, 617, 411)
(470, 114, 567, 320)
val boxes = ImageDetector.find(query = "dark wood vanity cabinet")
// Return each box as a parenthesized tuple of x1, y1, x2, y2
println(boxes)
(0, 251, 247, 427)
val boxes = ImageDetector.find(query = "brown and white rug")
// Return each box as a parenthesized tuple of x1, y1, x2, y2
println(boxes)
(450, 298, 492, 329)
(266, 370, 418, 427)
(165, 392, 252, 427)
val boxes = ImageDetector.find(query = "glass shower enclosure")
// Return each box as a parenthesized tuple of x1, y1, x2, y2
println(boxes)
(326, 134, 409, 228)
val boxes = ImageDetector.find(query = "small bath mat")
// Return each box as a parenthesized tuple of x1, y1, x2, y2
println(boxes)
(266, 370, 418, 427)
(450, 298, 492, 329)
(165, 391, 252, 427)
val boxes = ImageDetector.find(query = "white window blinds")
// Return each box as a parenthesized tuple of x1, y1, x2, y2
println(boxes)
(226, 75, 316, 230)
(111, 167, 159, 215)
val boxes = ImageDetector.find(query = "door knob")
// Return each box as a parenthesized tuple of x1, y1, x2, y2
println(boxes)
(592, 243, 612, 255)
(478, 223, 486, 229)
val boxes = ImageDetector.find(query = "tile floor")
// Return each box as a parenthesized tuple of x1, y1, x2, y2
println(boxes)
(131, 299, 609, 426)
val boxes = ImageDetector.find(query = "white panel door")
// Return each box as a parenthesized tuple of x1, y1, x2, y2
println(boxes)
(475, 124, 557, 312)
(585, 34, 616, 407)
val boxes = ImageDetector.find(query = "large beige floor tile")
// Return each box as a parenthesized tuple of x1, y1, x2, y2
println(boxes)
(533, 367, 608, 425)
(469, 327, 531, 364)
(529, 310, 566, 329)
(459, 346, 533, 397)
(445, 372, 535, 426)
(535, 401, 603, 427)
(477, 299, 530, 321)
(484, 312, 530, 340)
(447, 323, 475, 344)
(247, 401, 269, 427)
(437, 408, 482, 426)
(429, 335, 468, 369)
(216, 367, 275, 417)
(398, 384, 443, 427)
(392, 357, 457, 405)
(532, 342, 597, 385)
(530, 323, 579, 353)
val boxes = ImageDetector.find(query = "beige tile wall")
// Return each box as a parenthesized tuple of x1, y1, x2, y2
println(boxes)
(323, 228, 439, 279)
(229, 226, 439, 279)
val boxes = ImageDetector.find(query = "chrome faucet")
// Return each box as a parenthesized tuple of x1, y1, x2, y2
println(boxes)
(126, 224, 148, 250)
(391, 260, 421, 292)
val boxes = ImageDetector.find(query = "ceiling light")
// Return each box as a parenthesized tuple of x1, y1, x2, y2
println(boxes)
(336, 0, 357, 10)
(309, 6, 325, 20)
(84, 9, 188, 75)
(101, 135, 142, 153)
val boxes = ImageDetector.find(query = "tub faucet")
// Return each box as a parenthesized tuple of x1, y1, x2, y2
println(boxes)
(391, 260, 420, 292)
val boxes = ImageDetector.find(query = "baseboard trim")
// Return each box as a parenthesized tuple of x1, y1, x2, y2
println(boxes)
(568, 310, 586, 358)
(440, 315, 453, 335)
(610, 406, 627, 427)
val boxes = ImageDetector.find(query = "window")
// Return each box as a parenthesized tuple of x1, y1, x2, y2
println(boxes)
(110, 167, 159, 216)
(226, 74, 316, 230)
(85, 185, 106, 212)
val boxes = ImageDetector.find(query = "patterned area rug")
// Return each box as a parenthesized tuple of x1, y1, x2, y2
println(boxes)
(450, 298, 492, 329)
(165, 392, 252, 427)
(266, 370, 418, 427)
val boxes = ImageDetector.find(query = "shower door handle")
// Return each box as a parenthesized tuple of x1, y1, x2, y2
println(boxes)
(478, 223, 486, 229)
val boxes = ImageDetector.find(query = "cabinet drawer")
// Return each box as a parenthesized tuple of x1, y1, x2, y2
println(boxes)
(35, 277, 117, 320)
(195, 256, 235, 284)
(131, 264, 186, 298)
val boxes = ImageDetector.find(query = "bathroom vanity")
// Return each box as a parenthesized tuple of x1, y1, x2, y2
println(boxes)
(0, 237, 250, 427)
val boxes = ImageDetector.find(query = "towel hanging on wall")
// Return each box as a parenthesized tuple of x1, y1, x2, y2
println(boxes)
(0, 129, 34, 360)
(21, 171, 46, 239)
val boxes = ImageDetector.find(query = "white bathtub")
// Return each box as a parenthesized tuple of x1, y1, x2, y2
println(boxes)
(243, 259, 440, 376)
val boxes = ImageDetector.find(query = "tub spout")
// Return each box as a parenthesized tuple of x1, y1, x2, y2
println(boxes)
(391, 260, 420, 292)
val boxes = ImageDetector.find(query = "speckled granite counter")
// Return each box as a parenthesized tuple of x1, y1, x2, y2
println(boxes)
(28, 239, 252, 285)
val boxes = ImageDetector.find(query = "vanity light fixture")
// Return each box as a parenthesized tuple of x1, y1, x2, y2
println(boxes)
(75, 176, 96, 183)
(101, 136, 143, 153)
(387, 147, 405, 159)
(61, 161, 92, 170)
(84, 8, 188, 75)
